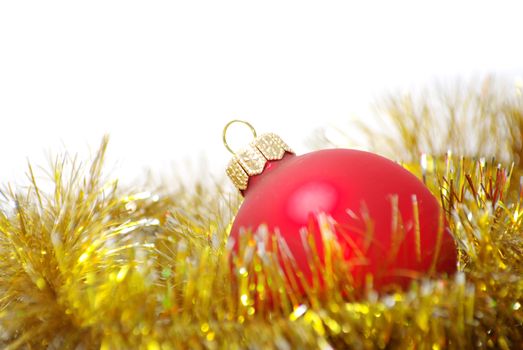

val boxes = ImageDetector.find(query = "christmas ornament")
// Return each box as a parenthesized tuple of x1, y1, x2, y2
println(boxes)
(224, 120, 457, 291)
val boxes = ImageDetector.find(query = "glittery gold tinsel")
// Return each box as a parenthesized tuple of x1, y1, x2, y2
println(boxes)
(1, 80, 523, 349)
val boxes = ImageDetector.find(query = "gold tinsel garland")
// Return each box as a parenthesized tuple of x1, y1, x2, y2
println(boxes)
(1, 81, 523, 349)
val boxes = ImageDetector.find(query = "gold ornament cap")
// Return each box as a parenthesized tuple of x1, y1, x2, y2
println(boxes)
(223, 120, 294, 191)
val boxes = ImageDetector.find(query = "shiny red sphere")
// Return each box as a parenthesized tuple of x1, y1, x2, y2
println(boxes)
(229, 149, 457, 291)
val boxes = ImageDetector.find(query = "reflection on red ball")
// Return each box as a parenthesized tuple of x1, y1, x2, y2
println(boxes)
(229, 149, 457, 291)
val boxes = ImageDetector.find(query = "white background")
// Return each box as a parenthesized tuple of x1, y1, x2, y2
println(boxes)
(1, 1, 522, 187)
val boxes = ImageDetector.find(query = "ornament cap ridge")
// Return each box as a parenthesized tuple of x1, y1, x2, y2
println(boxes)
(223, 121, 294, 192)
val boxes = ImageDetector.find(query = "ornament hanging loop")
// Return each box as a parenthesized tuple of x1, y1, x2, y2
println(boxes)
(222, 120, 258, 155)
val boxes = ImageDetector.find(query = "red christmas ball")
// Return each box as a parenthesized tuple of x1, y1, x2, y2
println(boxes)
(226, 129, 457, 292)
